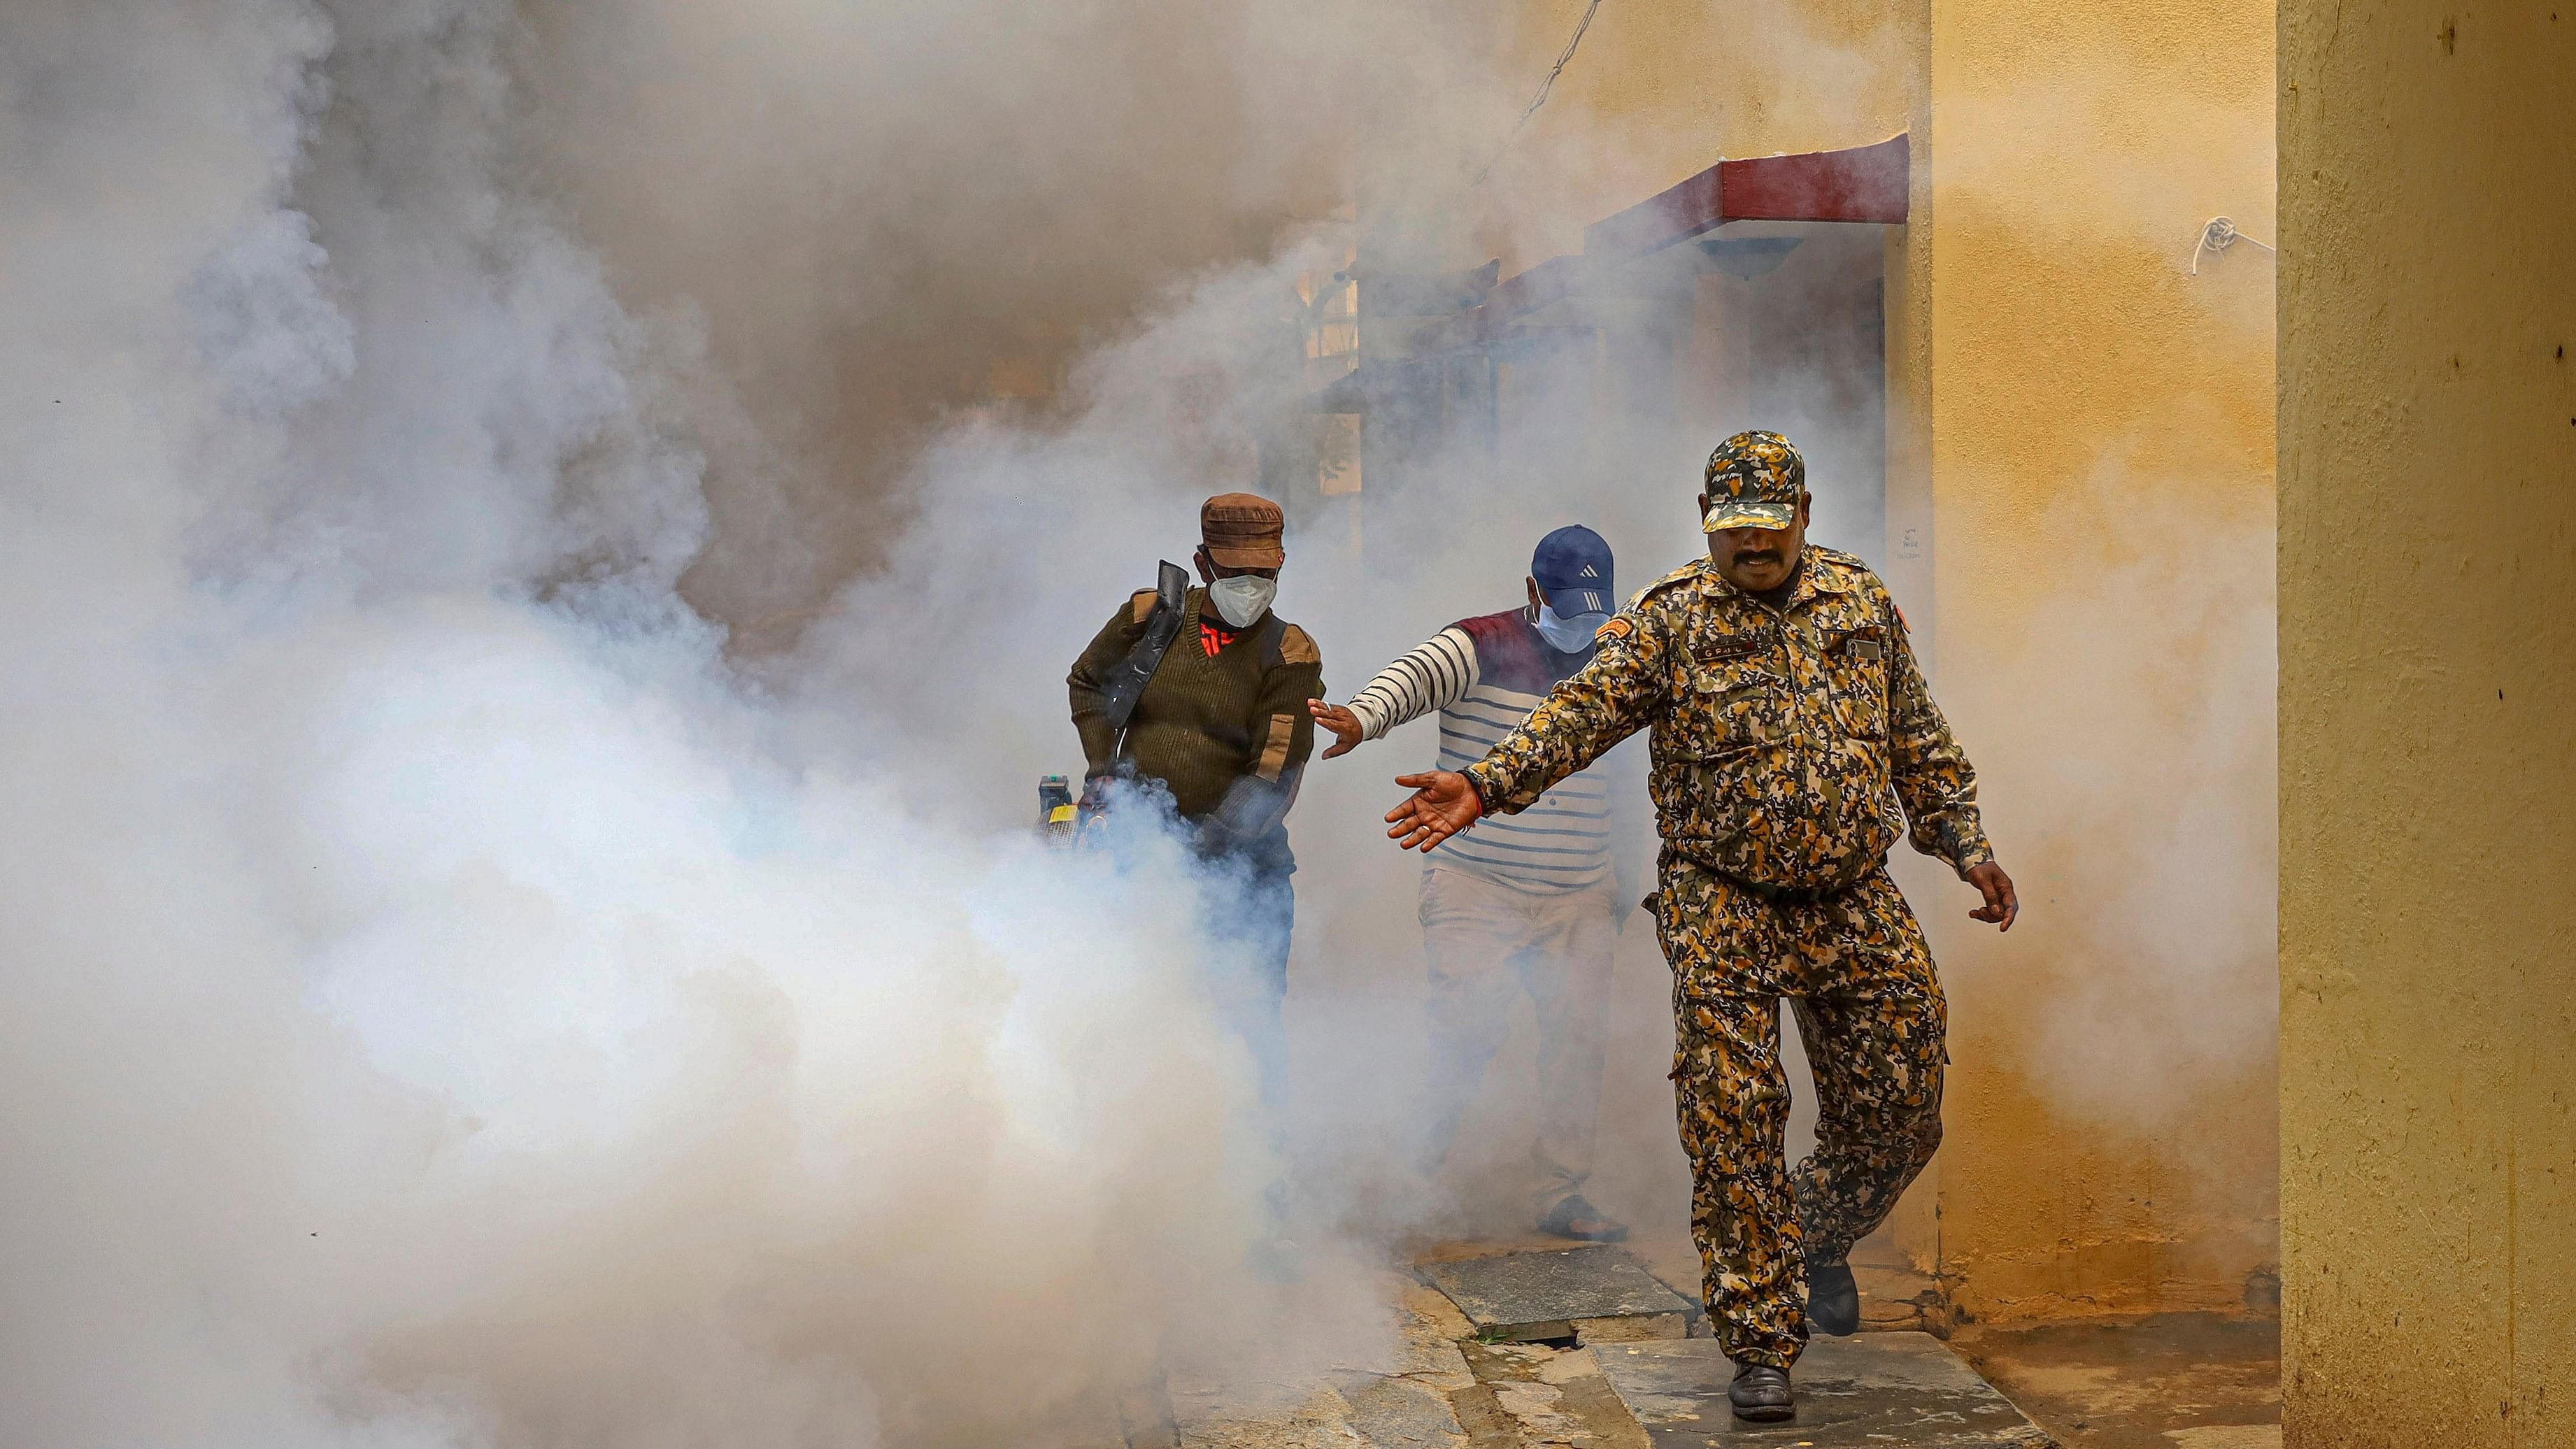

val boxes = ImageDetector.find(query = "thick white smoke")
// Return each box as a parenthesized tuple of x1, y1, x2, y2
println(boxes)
(1, 1, 1439, 1443)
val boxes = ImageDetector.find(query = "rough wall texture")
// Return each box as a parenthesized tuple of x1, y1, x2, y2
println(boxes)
(1921, 0, 2279, 1323)
(2278, 0, 2576, 1443)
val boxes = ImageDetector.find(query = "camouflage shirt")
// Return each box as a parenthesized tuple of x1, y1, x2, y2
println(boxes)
(1461, 547, 1993, 893)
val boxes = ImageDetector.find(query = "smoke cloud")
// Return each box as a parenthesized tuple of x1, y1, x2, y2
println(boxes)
(1, 1, 1476, 1443)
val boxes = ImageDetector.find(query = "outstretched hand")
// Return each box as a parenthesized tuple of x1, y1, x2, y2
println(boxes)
(1386, 771, 1483, 852)
(1965, 862, 2019, 932)
(1309, 699, 1365, 759)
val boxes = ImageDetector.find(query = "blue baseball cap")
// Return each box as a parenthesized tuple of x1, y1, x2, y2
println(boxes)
(1531, 525, 1614, 615)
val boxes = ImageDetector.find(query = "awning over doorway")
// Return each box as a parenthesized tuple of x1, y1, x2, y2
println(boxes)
(1387, 133, 1909, 362)
(1584, 132, 1908, 256)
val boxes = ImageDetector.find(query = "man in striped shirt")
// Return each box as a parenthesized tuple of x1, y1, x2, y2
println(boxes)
(1309, 525, 1632, 1242)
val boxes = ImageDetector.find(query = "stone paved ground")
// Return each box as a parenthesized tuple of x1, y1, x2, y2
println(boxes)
(1132, 1245, 2085, 1449)
(1458, 1339, 1658, 1448)
(1166, 1275, 1477, 1449)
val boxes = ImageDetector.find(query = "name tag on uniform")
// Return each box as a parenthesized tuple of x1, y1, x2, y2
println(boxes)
(1849, 639, 1885, 662)
(1693, 636, 1766, 663)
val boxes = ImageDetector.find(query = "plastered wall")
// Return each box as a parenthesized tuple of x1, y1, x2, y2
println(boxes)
(2278, 0, 2576, 1441)
(1479, 0, 2283, 1324)
(1921, 0, 2279, 1323)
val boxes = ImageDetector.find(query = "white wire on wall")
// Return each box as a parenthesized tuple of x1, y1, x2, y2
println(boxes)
(2189, 215, 2277, 276)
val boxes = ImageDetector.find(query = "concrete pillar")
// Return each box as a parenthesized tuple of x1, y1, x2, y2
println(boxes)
(2279, 0, 2576, 1442)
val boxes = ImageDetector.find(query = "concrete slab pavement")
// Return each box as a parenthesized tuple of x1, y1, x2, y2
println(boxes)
(1589, 1334, 2055, 1448)
(1953, 1314, 2279, 1449)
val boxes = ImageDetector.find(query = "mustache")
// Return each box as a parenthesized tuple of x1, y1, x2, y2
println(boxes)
(1732, 548, 1784, 564)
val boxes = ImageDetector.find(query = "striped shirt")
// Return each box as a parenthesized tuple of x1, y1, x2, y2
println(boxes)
(1345, 610, 1611, 894)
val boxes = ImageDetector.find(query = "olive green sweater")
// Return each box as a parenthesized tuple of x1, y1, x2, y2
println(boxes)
(1067, 586, 1323, 823)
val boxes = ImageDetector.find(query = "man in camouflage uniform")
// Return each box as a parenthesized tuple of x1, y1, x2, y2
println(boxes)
(1382, 431, 2017, 1423)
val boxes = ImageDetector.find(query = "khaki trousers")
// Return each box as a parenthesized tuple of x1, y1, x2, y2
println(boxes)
(1418, 862, 1618, 1217)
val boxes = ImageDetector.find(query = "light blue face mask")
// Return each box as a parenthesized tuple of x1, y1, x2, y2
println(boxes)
(1535, 601, 1608, 653)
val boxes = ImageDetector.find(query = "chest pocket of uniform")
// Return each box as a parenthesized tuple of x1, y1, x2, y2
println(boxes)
(1679, 638, 1780, 750)
(1823, 625, 1891, 739)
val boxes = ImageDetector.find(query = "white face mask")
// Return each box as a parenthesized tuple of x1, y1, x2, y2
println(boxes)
(1207, 573, 1277, 629)
(1535, 601, 1608, 653)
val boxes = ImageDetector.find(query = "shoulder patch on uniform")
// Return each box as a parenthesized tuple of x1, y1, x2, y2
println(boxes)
(1279, 622, 1321, 666)
(1594, 615, 1634, 643)
(1129, 588, 1158, 623)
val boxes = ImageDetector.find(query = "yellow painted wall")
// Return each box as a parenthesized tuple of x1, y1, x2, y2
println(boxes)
(1472, 0, 2282, 1324)
(1921, 0, 2279, 1323)
(2277, 0, 2576, 1441)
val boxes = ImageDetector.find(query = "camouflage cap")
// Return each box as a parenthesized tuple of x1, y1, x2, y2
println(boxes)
(1701, 431, 1805, 533)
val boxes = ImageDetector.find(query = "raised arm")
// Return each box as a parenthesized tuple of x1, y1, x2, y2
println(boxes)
(1388, 612, 1670, 851)
(1314, 627, 1478, 759)
(1349, 627, 1478, 738)
(1463, 614, 1669, 815)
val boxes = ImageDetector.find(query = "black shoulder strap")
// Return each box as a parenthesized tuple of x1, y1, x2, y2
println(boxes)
(1253, 611, 1290, 669)
(1097, 561, 1190, 744)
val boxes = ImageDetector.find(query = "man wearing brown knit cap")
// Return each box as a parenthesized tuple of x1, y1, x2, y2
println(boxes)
(1068, 493, 1324, 1105)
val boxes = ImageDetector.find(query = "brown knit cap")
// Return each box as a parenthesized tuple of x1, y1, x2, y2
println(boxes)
(1200, 492, 1286, 569)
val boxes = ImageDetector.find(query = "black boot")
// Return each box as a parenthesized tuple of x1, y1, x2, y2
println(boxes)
(1805, 1257, 1860, 1336)
(1728, 1362, 1795, 1422)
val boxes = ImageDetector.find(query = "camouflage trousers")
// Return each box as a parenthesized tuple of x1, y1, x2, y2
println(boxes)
(1651, 855, 1947, 1369)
